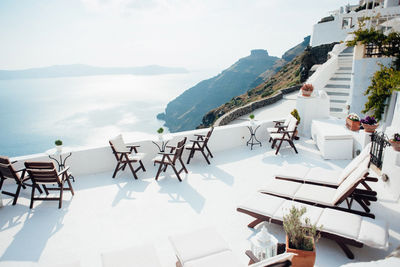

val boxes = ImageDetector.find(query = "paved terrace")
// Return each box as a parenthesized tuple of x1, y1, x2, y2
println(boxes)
(0, 124, 399, 267)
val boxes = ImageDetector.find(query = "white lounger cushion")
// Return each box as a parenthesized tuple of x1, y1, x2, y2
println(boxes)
(184, 250, 243, 267)
(101, 244, 162, 267)
(259, 179, 301, 199)
(274, 142, 371, 186)
(340, 257, 400, 267)
(169, 227, 231, 265)
(238, 193, 388, 250)
(273, 200, 324, 227)
(260, 157, 370, 206)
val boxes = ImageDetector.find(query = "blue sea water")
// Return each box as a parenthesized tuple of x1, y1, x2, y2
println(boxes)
(0, 72, 212, 157)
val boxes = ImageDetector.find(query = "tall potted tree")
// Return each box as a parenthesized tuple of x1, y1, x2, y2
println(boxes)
(283, 206, 321, 267)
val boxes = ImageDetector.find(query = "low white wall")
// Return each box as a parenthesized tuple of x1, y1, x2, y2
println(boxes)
(349, 56, 394, 116)
(11, 121, 275, 176)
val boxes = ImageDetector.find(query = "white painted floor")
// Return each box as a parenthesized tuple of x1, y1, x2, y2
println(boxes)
(0, 138, 399, 267)
(230, 91, 298, 124)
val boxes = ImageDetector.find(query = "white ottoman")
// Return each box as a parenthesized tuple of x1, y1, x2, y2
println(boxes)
(311, 119, 353, 160)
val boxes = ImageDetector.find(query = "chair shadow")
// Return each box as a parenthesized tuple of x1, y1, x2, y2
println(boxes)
(0, 202, 69, 262)
(111, 179, 151, 206)
(157, 177, 205, 214)
(190, 165, 235, 186)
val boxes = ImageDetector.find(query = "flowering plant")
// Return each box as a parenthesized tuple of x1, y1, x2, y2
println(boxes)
(301, 84, 314, 92)
(360, 116, 377, 125)
(347, 113, 360, 122)
(392, 133, 400, 142)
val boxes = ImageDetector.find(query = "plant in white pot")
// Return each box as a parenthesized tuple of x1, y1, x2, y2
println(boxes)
(157, 127, 164, 140)
(55, 139, 63, 152)
(249, 114, 255, 124)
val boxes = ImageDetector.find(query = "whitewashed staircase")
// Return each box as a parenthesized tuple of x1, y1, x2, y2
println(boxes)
(323, 46, 354, 118)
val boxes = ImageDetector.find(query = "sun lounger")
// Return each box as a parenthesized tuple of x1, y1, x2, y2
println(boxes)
(237, 193, 388, 259)
(169, 227, 295, 267)
(259, 158, 377, 218)
(274, 143, 374, 188)
(101, 244, 162, 267)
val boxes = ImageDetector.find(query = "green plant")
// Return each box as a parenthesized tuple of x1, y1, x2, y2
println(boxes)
(55, 140, 63, 146)
(283, 206, 321, 251)
(347, 113, 360, 121)
(363, 65, 400, 120)
(249, 114, 255, 120)
(157, 127, 164, 134)
(291, 109, 301, 124)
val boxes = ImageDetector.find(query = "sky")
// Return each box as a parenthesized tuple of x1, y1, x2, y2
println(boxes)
(0, 0, 359, 72)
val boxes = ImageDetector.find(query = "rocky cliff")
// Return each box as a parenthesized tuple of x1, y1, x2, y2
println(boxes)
(199, 41, 338, 128)
(157, 50, 280, 132)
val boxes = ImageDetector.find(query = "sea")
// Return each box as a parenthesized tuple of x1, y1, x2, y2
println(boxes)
(0, 71, 214, 157)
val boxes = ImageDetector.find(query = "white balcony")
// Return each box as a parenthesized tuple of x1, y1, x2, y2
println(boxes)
(0, 121, 399, 267)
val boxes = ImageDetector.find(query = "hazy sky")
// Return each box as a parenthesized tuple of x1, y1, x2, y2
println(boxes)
(0, 0, 358, 71)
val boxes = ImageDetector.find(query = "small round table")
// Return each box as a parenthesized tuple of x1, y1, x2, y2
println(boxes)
(246, 121, 262, 150)
(45, 147, 75, 182)
(151, 134, 173, 152)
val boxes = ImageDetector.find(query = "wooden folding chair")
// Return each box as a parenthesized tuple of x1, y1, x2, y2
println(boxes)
(153, 137, 188, 182)
(25, 161, 74, 209)
(186, 127, 214, 164)
(269, 119, 298, 155)
(0, 156, 42, 205)
(109, 134, 146, 179)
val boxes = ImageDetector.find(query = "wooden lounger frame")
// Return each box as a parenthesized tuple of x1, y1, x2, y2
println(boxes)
(263, 172, 377, 219)
(237, 207, 363, 260)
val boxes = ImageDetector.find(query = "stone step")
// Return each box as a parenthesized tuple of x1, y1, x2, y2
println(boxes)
(328, 94, 349, 101)
(326, 89, 350, 95)
(330, 101, 347, 109)
(330, 111, 348, 119)
(339, 67, 352, 71)
(330, 77, 351, 81)
(338, 54, 353, 57)
(331, 99, 347, 103)
(325, 84, 350, 89)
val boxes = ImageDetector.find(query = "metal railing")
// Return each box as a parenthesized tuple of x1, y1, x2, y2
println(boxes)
(370, 131, 391, 169)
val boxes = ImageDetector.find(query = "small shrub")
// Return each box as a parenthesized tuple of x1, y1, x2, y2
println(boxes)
(249, 114, 255, 120)
(291, 109, 301, 123)
(157, 127, 164, 134)
(55, 140, 63, 146)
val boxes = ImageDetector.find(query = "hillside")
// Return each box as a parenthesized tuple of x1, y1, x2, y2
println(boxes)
(158, 37, 310, 132)
(157, 50, 280, 132)
(200, 41, 338, 128)
(0, 64, 188, 79)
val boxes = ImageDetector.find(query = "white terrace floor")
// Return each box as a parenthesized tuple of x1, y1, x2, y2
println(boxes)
(0, 138, 399, 267)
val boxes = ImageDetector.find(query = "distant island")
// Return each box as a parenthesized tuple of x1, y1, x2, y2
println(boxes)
(0, 64, 188, 80)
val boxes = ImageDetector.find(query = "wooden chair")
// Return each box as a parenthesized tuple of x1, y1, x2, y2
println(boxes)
(0, 156, 42, 205)
(25, 161, 74, 209)
(153, 137, 187, 182)
(109, 134, 146, 179)
(186, 127, 214, 164)
(269, 118, 298, 155)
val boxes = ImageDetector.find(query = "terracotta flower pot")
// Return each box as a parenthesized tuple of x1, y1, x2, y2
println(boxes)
(286, 236, 316, 267)
(362, 123, 378, 133)
(302, 90, 312, 97)
(389, 140, 400, 152)
(346, 118, 360, 131)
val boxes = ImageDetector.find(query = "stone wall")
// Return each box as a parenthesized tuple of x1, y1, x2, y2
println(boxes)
(215, 85, 301, 126)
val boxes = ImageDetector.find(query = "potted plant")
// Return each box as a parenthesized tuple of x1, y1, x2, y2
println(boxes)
(55, 139, 63, 152)
(291, 109, 300, 140)
(157, 127, 164, 140)
(389, 133, 400, 152)
(283, 206, 321, 267)
(346, 113, 361, 131)
(361, 116, 378, 133)
(249, 114, 255, 124)
(300, 84, 314, 97)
